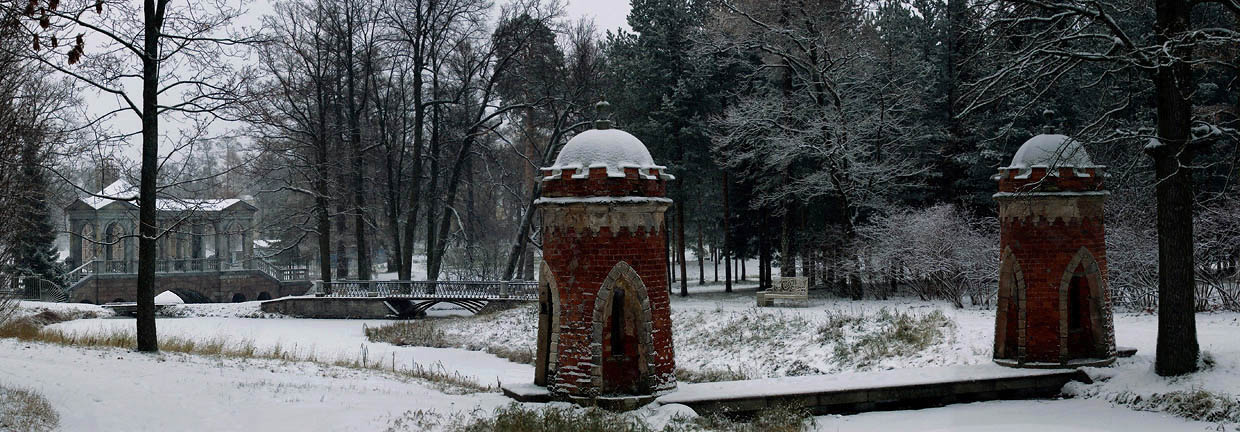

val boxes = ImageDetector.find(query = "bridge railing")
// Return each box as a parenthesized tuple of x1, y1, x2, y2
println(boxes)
(66, 258, 314, 281)
(310, 280, 539, 300)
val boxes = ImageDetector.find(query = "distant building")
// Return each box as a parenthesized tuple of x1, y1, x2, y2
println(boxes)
(64, 179, 258, 272)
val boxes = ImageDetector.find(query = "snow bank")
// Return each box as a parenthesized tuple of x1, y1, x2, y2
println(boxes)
(154, 291, 184, 305)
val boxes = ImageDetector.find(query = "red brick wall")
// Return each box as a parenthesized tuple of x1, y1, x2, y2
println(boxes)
(539, 170, 675, 397)
(543, 225, 675, 395)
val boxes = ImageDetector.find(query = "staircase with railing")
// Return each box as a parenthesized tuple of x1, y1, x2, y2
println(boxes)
(41, 257, 316, 302)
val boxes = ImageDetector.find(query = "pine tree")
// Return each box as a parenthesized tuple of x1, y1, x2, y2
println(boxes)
(9, 138, 65, 287)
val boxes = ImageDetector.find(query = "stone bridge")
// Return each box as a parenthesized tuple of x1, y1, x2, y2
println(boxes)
(62, 259, 312, 304)
(260, 280, 539, 318)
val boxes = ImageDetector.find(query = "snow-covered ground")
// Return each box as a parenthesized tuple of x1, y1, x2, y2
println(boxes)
(3, 284, 1238, 431)
(0, 340, 514, 431)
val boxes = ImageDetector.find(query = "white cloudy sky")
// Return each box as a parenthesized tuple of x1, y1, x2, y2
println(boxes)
(565, 0, 631, 33)
(76, 0, 632, 173)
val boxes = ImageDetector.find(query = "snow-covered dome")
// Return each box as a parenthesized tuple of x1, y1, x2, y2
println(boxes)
(548, 128, 659, 178)
(1007, 134, 1095, 169)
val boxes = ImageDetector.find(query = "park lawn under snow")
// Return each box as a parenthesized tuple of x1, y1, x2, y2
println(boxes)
(5, 284, 1240, 430)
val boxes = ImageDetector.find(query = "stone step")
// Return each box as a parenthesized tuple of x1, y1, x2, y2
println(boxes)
(655, 364, 1089, 417)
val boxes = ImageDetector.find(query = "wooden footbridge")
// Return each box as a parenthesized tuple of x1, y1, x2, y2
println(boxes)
(262, 280, 540, 318)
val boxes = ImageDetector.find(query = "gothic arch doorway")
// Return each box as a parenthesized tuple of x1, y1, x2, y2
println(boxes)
(1059, 248, 1109, 361)
(590, 262, 655, 395)
(534, 261, 559, 386)
(995, 248, 1026, 360)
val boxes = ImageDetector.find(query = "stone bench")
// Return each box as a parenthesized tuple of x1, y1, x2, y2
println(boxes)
(757, 276, 808, 307)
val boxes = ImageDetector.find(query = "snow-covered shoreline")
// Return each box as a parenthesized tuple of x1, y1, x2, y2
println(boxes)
(4, 292, 1238, 431)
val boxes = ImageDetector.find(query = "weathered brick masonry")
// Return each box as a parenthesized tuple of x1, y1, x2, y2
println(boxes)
(993, 135, 1117, 367)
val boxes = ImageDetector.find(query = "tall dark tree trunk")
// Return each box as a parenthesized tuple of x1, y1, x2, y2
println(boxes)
(314, 82, 333, 283)
(780, 204, 797, 277)
(741, 256, 746, 281)
(697, 224, 704, 285)
(722, 171, 732, 292)
(759, 214, 771, 289)
(344, 9, 371, 281)
(398, 62, 425, 280)
(1151, 0, 1199, 376)
(712, 246, 718, 282)
(136, 0, 168, 352)
(425, 76, 442, 272)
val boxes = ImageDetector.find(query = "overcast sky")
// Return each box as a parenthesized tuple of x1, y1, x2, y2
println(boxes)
(77, 0, 634, 173)
(565, 0, 631, 33)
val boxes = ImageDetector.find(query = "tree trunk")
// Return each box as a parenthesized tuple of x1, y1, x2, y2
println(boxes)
(314, 81, 332, 282)
(668, 211, 676, 284)
(135, 0, 166, 352)
(399, 59, 425, 281)
(697, 223, 704, 285)
(1151, 0, 1200, 376)
(712, 245, 719, 282)
(759, 214, 771, 289)
(722, 171, 732, 292)
(345, 9, 371, 281)
(425, 71, 443, 275)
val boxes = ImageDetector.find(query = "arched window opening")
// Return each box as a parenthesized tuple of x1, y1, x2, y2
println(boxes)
(105, 223, 122, 262)
(81, 224, 96, 262)
(1066, 263, 1096, 356)
(231, 293, 247, 303)
(610, 288, 625, 358)
(256, 292, 272, 301)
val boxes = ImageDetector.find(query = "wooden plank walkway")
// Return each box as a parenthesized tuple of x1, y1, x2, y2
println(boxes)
(654, 364, 1090, 416)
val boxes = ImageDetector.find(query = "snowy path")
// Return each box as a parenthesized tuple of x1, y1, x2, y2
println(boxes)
(0, 340, 513, 431)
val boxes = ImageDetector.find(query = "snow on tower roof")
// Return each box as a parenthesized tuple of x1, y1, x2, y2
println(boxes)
(543, 128, 674, 181)
(1006, 134, 1095, 169)
(547, 128, 665, 178)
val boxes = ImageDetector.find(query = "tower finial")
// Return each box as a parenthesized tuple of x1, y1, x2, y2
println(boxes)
(1042, 109, 1056, 134)
(594, 100, 612, 130)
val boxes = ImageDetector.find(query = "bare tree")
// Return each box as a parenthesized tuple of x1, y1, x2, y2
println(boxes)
(5, 0, 256, 351)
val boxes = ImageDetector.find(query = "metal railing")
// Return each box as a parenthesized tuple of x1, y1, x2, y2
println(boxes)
(65, 257, 314, 281)
(14, 277, 68, 302)
(310, 280, 539, 300)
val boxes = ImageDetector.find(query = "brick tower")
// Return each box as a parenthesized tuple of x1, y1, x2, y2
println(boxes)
(993, 129, 1117, 368)
(533, 102, 676, 404)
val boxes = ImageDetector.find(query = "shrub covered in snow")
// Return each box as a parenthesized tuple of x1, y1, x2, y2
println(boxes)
(857, 204, 997, 308)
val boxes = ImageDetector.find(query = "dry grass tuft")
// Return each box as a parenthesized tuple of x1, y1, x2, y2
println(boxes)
(366, 319, 536, 365)
(0, 318, 490, 394)
(0, 384, 60, 432)
(446, 403, 654, 432)
(1114, 389, 1240, 425)
(436, 403, 813, 432)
